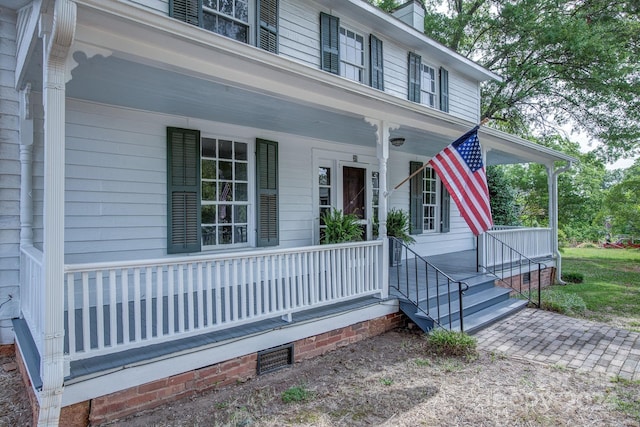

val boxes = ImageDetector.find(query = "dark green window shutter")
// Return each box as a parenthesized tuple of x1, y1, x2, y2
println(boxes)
(409, 161, 423, 235)
(320, 12, 340, 75)
(440, 181, 450, 233)
(369, 34, 384, 90)
(169, 0, 202, 27)
(167, 127, 201, 254)
(256, 139, 279, 247)
(258, 0, 278, 53)
(439, 67, 449, 112)
(408, 52, 421, 102)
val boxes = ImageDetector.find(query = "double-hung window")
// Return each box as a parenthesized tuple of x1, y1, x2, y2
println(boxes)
(408, 54, 450, 112)
(409, 161, 450, 235)
(167, 127, 279, 254)
(320, 13, 384, 89)
(421, 166, 438, 231)
(170, 0, 279, 53)
(339, 27, 364, 83)
(202, 0, 249, 42)
(421, 63, 437, 108)
(201, 138, 249, 247)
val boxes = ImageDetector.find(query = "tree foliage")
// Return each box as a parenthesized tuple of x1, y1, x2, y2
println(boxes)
(602, 160, 640, 236)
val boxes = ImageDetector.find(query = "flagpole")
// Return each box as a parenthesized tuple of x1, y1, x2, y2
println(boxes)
(384, 118, 489, 198)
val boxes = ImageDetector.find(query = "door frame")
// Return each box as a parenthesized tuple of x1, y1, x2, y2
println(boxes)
(312, 149, 378, 244)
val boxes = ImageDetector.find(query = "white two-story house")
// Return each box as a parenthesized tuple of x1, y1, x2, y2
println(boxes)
(0, 0, 574, 425)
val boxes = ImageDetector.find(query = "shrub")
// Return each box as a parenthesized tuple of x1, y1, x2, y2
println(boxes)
(534, 289, 587, 315)
(321, 208, 363, 244)
(562, 272, 584, 283)
(426, 329, 477, 358)
(281, 385, 314, 403)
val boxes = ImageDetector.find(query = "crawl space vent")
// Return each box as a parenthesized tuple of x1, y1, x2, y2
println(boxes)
(257, 343, 294, 375)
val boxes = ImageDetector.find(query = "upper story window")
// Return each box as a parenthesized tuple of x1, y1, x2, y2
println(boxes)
(203, 0, 249, 43)
(339, 28, 364, 83)
(421, 64, 437, 109)
(320, 13, 384, 90)
(408, 53, 449, 112)
(170, 0, 278, 53)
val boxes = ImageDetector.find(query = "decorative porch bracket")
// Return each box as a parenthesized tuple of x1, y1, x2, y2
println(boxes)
(39, 1, 76, 426)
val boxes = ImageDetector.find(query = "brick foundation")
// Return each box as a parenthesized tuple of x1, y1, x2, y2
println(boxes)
(495, 266, 555, 294)
(76, 312, 404, 425)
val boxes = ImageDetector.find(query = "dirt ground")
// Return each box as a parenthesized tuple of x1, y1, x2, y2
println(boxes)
(2, 327, 638, 427)
(107, 328, 638, 427)
(0, 349, 33, 426)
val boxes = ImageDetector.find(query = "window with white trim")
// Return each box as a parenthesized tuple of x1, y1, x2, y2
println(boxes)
(202, 0, 249, 42)
(339, 27, 365, 83)
(422, 166, 438, 231)
(318, 166, 332, 242)
(421, 63, 437, 108)
(409, 161, 450, 235)
(201, 138, 249, 247)
(170, 1, 279, 53)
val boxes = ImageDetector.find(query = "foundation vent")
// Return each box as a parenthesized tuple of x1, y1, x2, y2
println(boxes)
(257, 343, 294, 375)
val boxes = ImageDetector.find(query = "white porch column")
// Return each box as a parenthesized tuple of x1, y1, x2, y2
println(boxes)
(368, 118, 392, 298)
(20, 84, 34, 247)
(39, 1, 76, 426)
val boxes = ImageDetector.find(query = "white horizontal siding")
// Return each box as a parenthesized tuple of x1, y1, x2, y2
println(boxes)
(448, 69, 480, 122)
(0, 9, 20, 288)
(64, 101, 169, 263)
(279, 0, 321, 68)
(380, 38, 407, 99)
(126, 0, 168, 14)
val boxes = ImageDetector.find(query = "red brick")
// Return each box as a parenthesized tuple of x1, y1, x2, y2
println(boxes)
(59, 401, 89, 427)
(138, 378, 168, 394)
(168, 371, 196, 387)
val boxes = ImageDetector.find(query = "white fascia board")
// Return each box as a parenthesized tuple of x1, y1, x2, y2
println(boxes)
(321, 0, 502, 83)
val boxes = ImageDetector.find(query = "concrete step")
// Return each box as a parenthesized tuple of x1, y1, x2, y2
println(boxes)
(439, 298, 529, 334)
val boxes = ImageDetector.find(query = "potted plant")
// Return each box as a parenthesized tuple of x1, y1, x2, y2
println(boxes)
(386, 208, 415, 266)
(321, 208, 363, 244)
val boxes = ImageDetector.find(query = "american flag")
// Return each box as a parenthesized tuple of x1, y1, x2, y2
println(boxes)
(429, 126, 493, 235)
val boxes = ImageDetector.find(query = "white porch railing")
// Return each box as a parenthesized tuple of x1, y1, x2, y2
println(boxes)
(64, 241, 383, 360)
(20, 245, 45, 356)
(482, 227, 553, 268)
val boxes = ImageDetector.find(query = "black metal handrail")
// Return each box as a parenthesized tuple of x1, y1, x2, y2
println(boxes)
(389, 237, 469, 332)
(478, 232, 546, 308)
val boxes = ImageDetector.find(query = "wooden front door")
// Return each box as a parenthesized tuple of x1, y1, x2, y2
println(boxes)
(343, 166, 367, 239)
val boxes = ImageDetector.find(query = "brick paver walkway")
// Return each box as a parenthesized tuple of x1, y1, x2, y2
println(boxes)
(475, 308, 640, 380)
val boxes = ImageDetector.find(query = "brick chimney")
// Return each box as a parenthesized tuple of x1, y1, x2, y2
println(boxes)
(392, 0, 425, 32)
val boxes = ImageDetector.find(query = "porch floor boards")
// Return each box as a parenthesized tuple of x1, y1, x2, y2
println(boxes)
(66, 295, 387, 382)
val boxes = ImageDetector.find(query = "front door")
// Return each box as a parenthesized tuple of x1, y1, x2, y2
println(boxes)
(343, 166, 367, 240)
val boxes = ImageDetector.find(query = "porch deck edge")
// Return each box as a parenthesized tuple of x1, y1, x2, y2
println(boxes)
(61, 296, 399, 406)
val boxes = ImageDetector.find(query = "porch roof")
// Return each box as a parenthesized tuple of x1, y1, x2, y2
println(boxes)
(23, 0, 575, 167)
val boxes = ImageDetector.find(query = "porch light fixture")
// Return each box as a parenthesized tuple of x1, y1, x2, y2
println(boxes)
(390, 137, 405, 147)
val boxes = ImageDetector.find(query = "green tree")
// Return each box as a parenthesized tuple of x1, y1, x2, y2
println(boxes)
(602, 160, 640, 237)
(487, 165, 519, 226)
(500, 136, 607, 243)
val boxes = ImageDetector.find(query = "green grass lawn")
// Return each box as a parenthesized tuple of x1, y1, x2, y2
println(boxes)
(553, 247, 640, 329)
